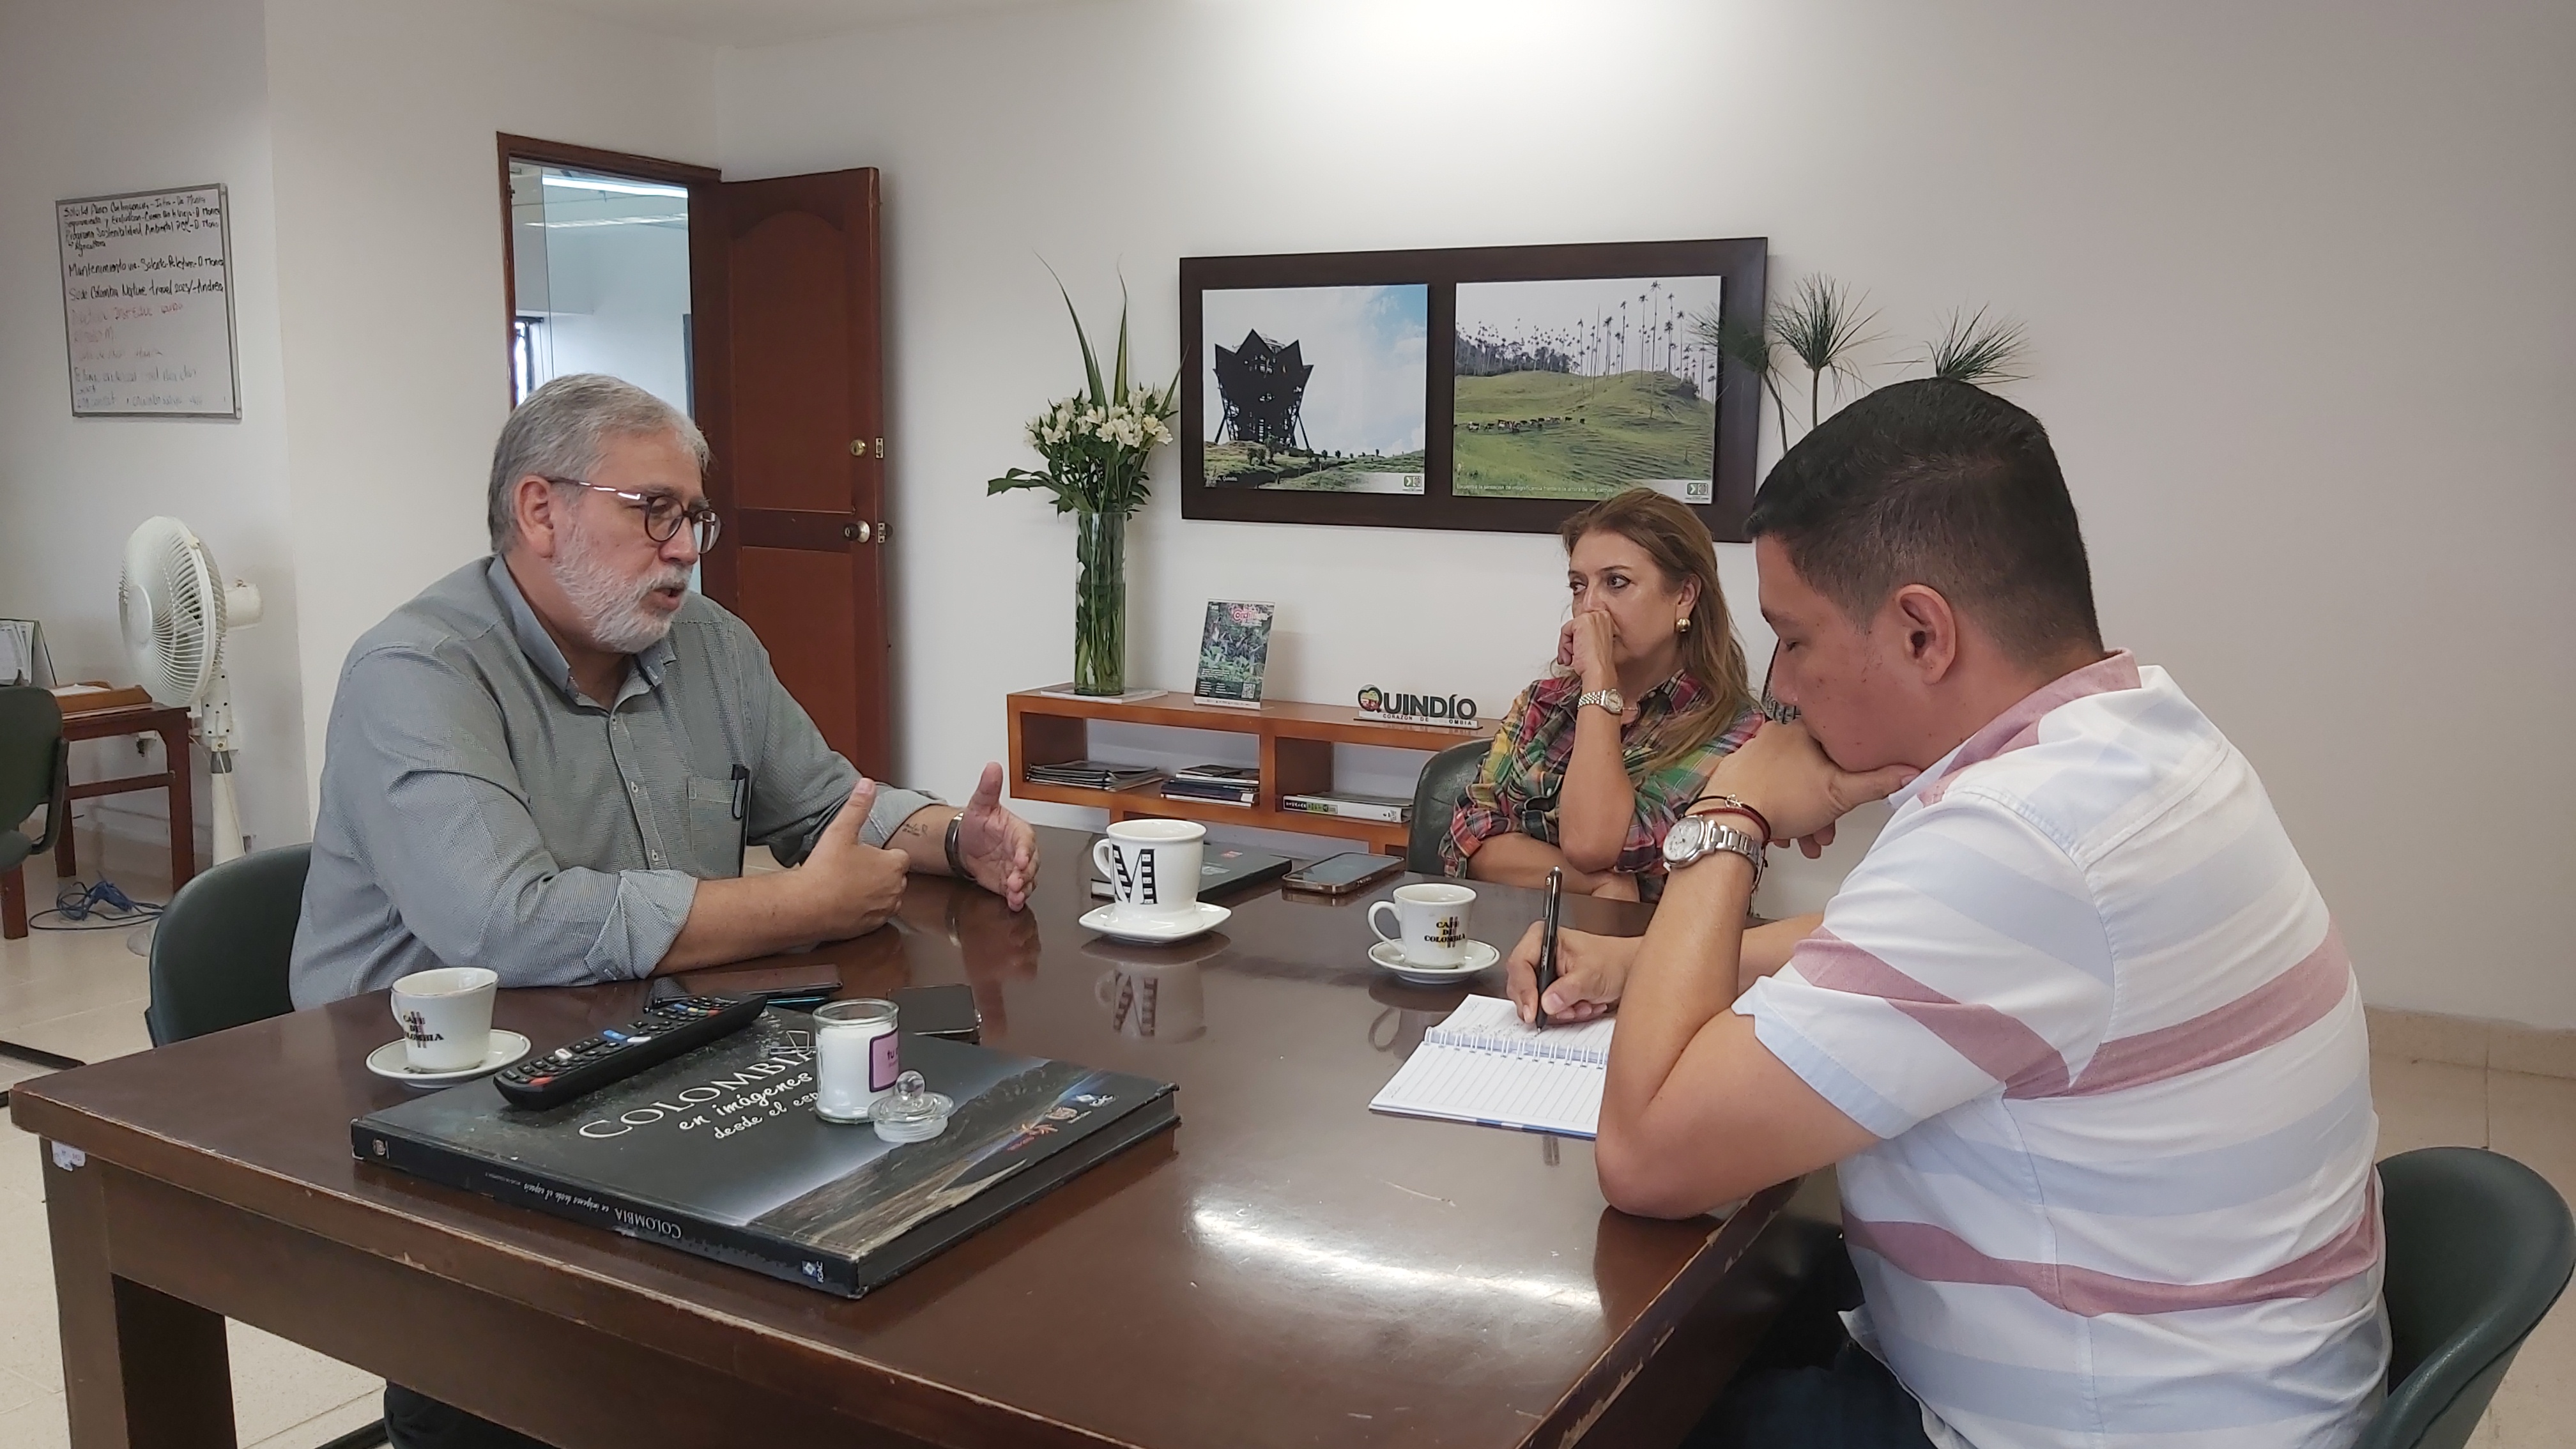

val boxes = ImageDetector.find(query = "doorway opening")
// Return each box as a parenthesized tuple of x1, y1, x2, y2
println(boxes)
(504, 160, 694, 410)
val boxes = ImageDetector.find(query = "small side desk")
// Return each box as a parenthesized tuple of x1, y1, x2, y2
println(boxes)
(54, 703, 194, 889)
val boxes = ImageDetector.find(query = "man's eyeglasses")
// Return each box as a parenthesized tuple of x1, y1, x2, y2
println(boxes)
(546, 477, 722, 552)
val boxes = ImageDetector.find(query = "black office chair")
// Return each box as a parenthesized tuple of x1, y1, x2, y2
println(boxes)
(2357, 1146, 2575, 1449)
(0, 684, 70, 944)
(144, 843, 311, 1046)
(1404, 740, 1489, 875)
(142, 843, 389, 1449)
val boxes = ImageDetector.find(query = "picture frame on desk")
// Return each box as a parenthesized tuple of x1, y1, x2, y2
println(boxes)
(1179, 236, 1768, 540)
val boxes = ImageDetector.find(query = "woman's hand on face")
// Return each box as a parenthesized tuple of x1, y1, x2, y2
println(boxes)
(1567, 611, 1619, 690)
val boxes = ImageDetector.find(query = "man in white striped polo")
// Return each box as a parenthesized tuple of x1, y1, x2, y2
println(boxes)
(1508, 379, 2383, 1448)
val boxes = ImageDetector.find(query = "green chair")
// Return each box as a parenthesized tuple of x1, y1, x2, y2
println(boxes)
(1, 684, 71, 942)
(141, 843, 385, 1449)
(144, 843, 311, 1046)
(1405, 740, 1489, 875)
(2358, 1146, 2575, 1449)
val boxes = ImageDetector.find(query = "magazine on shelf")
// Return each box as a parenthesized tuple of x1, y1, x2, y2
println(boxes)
(353, 1012, 1178, 1297)
(1160, 785, 1257, 807)
(1025, 760, 1168, 791)
(1280, 790, 1413, 824)
(1192, 601, 1275, 708)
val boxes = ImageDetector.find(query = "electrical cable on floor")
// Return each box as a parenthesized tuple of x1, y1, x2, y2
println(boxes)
(26, 877, 164, 931)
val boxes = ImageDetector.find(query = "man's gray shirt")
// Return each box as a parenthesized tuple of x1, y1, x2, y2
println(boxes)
(289, 556, 934, 1008)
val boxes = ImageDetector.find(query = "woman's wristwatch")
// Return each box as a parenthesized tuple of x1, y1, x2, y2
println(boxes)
(1662, 811, 1766, 887)
(1577, 687, 1623, 716)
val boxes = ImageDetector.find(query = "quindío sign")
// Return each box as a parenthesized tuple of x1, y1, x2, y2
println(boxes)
(1357, 686, 1480, 729)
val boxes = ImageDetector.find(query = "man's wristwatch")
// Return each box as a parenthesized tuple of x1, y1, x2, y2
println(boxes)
(1577, 687, 1624, 716)
(1662, 811, 1765, 885)
(944, 811, 967, 878)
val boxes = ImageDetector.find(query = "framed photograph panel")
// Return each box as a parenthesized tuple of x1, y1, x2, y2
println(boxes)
(1202, 284, 1427, 495)
(1181, 237, 1766, 539)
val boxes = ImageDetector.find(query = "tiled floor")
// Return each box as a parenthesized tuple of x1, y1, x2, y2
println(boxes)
(1, 834, 385, 1448)
(1, 836, 2571, 1446)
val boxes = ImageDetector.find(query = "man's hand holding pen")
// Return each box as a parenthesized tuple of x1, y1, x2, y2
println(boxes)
(1506, 924, 1642, 1025)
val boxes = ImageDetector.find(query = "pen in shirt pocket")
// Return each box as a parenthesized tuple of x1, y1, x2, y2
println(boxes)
(731, 764, 751, 875)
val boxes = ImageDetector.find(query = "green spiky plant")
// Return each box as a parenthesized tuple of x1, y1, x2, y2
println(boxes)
(1922, 305, 2029, 385)
(1770, 275, 1880, 432)
(1694, 280, 2031, 448)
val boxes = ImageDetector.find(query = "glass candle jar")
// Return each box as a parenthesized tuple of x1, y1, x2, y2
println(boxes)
(813, 998, 900, 1123)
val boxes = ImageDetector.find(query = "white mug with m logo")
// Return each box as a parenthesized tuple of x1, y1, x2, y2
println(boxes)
(1092, 818, 1207, 919)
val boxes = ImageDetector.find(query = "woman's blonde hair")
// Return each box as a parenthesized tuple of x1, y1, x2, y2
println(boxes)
(1559, 488, 1754, 773)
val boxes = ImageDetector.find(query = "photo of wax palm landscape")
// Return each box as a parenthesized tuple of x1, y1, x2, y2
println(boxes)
(1452, 276, 1724, 503)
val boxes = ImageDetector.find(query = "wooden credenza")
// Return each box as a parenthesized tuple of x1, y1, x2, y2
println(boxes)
(1004, 689, 1494, 854)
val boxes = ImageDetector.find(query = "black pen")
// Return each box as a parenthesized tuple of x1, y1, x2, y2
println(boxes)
(730, 765, 751, 876)
(1534, 866, 1563, 1028)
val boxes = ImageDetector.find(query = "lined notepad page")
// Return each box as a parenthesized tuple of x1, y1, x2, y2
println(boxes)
(1368, 996, 1618, 1138)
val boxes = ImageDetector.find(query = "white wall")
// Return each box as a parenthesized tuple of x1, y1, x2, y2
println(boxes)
(263, 0, 717, 793)
(0, 0, 723, 866)
(0, 0, 310, 861)
(714, 0, 2576, 1023)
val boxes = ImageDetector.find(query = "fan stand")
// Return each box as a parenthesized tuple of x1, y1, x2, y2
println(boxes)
(200, 669, 247, 864)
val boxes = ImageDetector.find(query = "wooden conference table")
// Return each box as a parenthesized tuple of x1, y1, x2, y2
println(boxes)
(10, 827, 1831, 1449)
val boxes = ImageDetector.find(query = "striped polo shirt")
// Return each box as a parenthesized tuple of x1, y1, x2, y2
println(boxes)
(1737, 652, 2386, 1448)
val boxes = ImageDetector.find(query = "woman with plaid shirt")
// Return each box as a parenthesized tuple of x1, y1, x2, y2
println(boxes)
(1441, 489, 1761, 901)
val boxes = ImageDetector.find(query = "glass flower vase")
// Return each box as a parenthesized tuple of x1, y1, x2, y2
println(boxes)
(1071, 508, 1126, 696)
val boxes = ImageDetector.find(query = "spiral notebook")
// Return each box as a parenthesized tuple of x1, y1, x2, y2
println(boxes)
(1368, 995, 1618, 1139)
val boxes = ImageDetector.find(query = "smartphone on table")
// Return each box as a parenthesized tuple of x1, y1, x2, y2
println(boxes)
(1279, 852, 1407, 897)
(666, 964, 841, 1008)
(891, 983, 982, 1043)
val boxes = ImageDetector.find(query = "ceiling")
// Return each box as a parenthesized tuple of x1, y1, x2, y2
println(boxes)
(518, 0, 1083, 47)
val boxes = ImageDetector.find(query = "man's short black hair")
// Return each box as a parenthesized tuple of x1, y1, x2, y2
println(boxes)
(1745, 378, 2101, 663)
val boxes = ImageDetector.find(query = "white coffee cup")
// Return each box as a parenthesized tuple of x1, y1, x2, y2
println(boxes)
(1092, 819, 1207, 917)
(389, 967, 498, 1072)
(1369, 882, 1476, 967)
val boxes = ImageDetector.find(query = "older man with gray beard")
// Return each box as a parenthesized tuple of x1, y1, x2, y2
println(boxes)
(292, 374, 1039, 1447)
(292, 371, 1037, 1006)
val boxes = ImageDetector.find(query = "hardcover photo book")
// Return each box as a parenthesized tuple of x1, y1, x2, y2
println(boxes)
(353, 1011, 1178, 1297)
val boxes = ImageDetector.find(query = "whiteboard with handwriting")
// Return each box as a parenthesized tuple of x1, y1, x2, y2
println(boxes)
(56, 184, 240, 418)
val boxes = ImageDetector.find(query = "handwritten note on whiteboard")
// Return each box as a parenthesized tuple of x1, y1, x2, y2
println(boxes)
(57, 184, 240, 418)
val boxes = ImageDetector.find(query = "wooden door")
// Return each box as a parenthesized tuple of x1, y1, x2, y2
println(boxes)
(692, 169, 891, 778)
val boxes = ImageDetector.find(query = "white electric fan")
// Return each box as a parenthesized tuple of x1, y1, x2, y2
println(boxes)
(119, 517, 263, 864)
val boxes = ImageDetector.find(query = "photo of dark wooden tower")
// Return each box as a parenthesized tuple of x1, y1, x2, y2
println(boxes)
(1213, 329, 1312, 450)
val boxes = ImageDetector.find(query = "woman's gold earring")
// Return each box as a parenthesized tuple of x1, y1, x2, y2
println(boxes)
(1677, 616, 1692, 633)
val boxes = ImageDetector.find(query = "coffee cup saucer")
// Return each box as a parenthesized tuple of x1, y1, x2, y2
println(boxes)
(365, 1030, 532, 1087)
(1079, 900, 1231, 945)
(1368, 939, 1501, 985)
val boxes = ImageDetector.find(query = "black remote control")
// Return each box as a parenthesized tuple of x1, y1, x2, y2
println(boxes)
(493, 994, 768, 1111)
